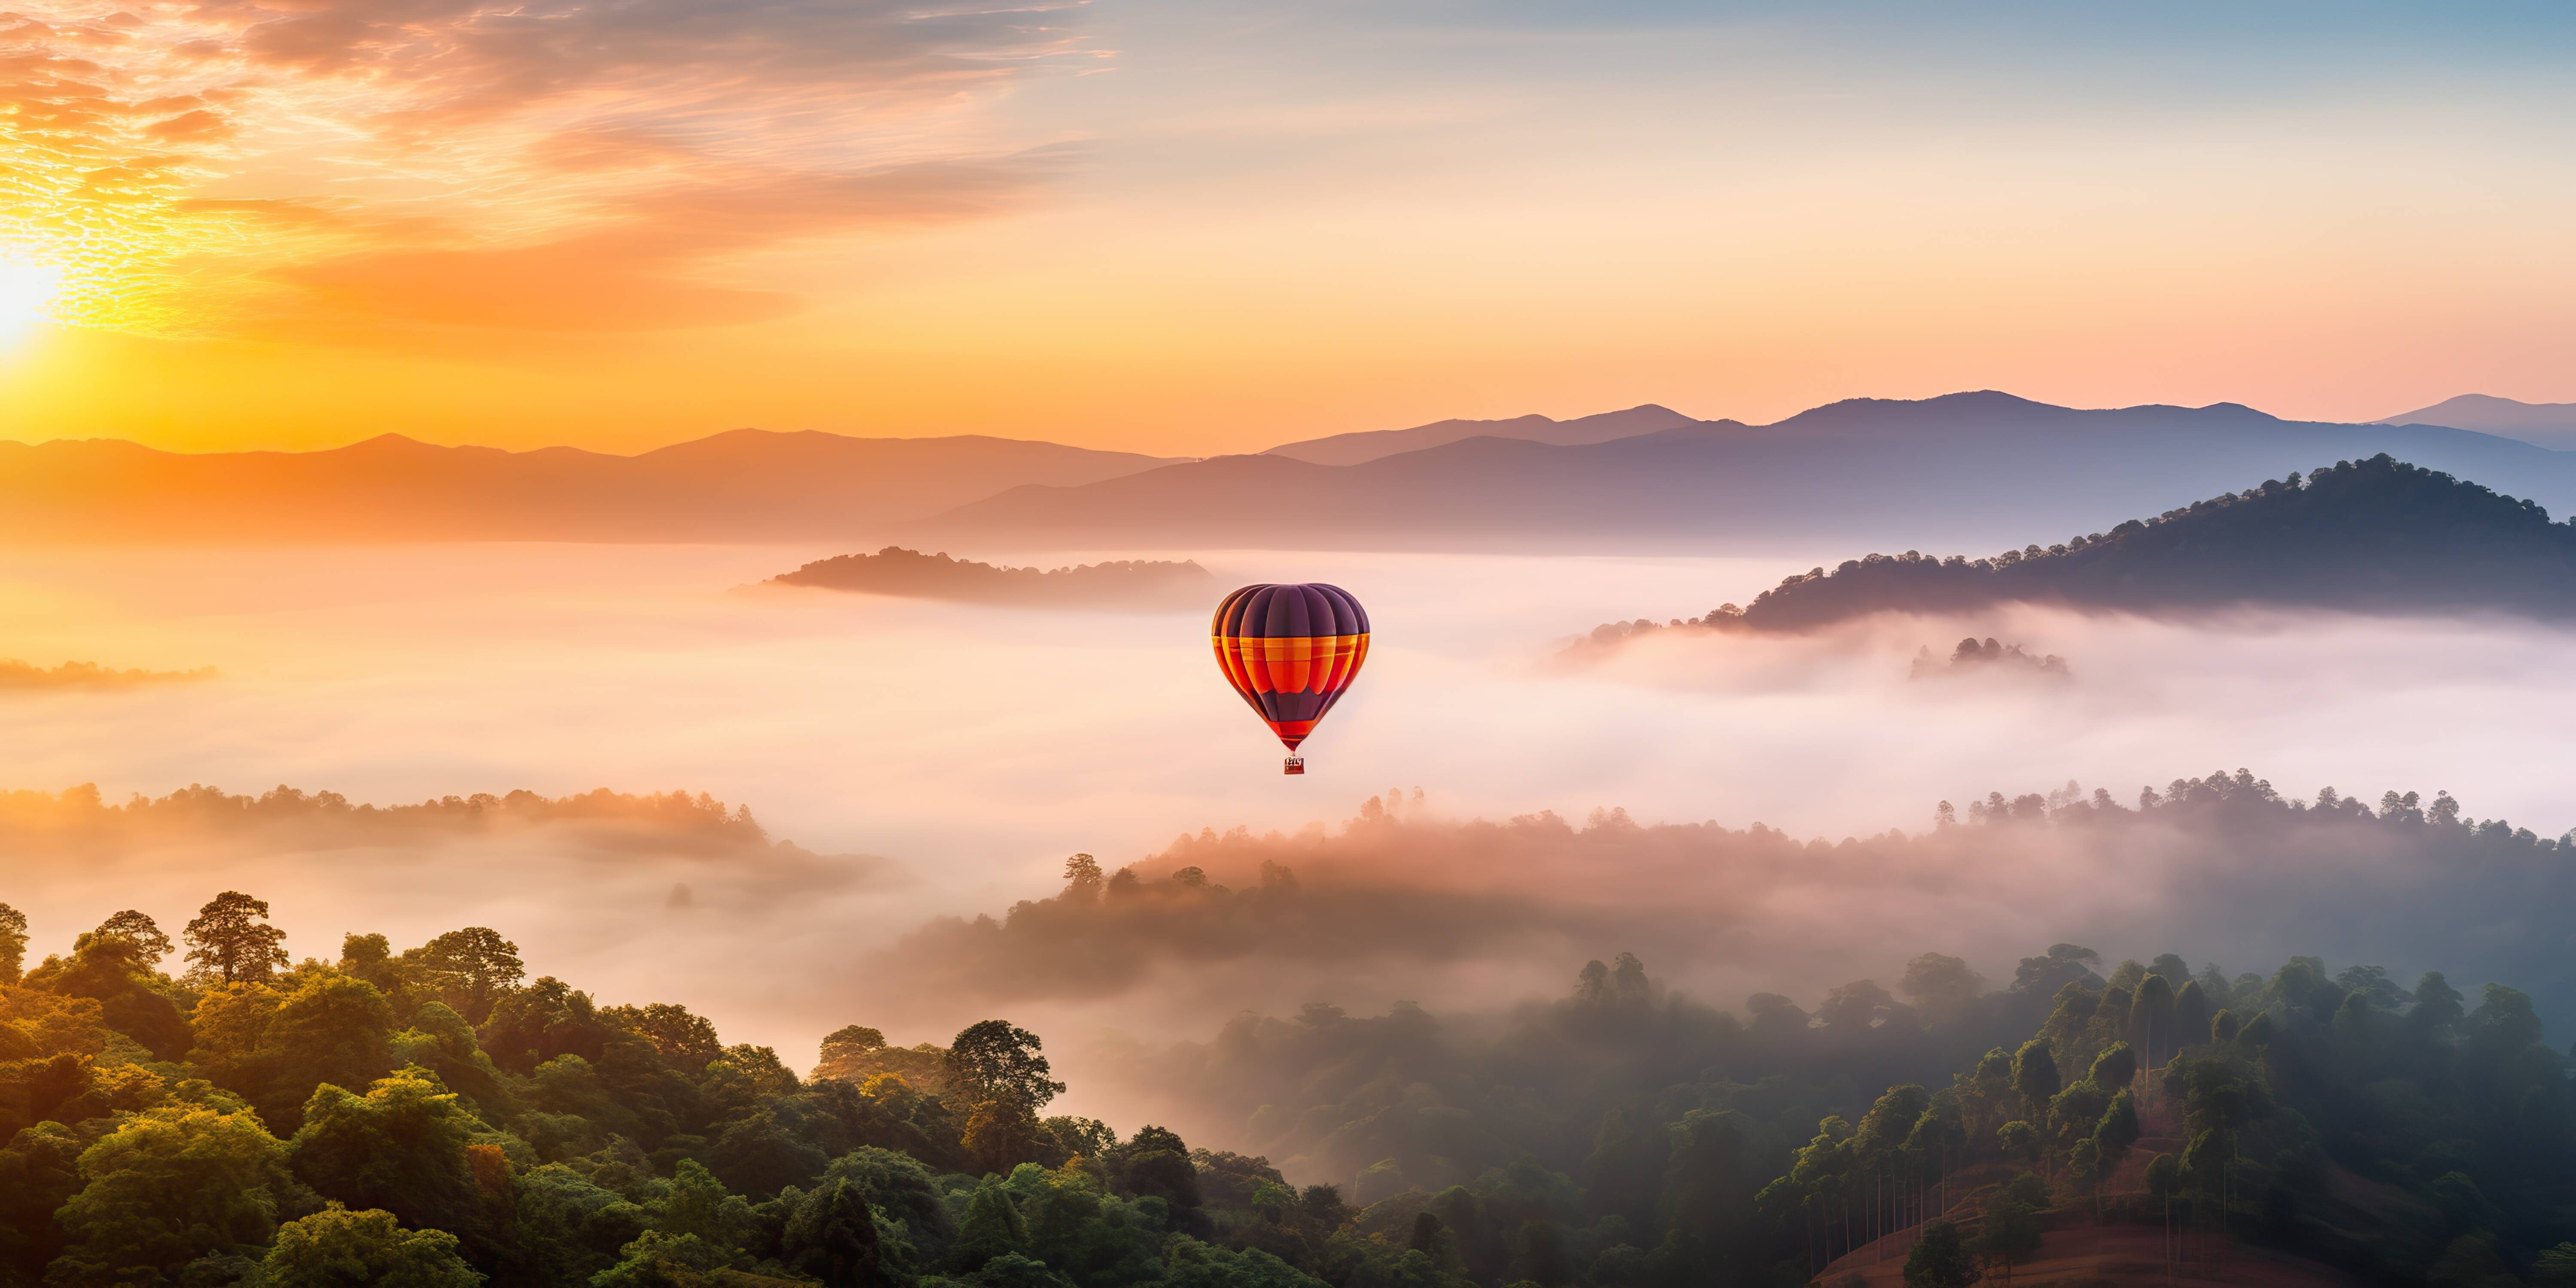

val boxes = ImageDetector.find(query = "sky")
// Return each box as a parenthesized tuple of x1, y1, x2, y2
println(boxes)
(1, 1, 2573, 455)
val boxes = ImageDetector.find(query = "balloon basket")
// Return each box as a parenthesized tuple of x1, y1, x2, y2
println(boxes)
(1282, 757, 1305, 776)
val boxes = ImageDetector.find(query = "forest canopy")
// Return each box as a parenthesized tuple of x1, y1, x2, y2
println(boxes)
(6, 885, 2575, 1288)
(1578, 455, 2576, 646)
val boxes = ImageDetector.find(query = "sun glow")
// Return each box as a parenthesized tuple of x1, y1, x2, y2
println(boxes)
(0, 256, 62, 346)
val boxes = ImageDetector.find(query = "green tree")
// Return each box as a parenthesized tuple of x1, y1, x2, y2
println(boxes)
(2090, 1090, 2141, 1170)
(604, 1002, 723, 1070)
(23, 930, 190, 1058)
(1904, 1219, 1980, 1288)
(815, 1025, 891, 1084)
(951, 1176, 1031, 1272)
(949, 1020, 1066, 1112)
(91, 908, 172, 963)
(591, 1230, 736, 1288)
(2173, 980, 2211, 1051)
(2087, 1042, 2135, 1091)
(49, 1096, 302, 1285)
(0, 1119, 82, 1277)
(183, 890, 291, 984)
(782, 1178, 889, 1288)
(408, 928, 525, 1023)
(1977, 1197, 2042, 1287)
(709, 1107, 827, 1197)
(649, 1159, 755, 1247)
(2129, 974, 2176, 1069)
(288, 1067, 487, 1240)
(261, 971, 398, 1127)
(2010, 1040, 2059, 1121)
(0, 901, 27, 984)
(260, 1203, 485, 1288)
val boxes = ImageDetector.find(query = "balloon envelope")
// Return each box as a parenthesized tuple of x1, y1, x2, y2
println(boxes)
(1210, 583, 1370, 754)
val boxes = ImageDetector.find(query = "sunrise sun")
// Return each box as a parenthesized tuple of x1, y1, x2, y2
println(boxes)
(0, 255, 62, 343)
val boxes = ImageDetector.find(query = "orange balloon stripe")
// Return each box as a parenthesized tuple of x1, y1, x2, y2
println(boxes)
(1209, 635, 1367, 694)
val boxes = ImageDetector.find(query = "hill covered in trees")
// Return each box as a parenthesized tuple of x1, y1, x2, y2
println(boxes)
(769, 549, 1212, 609)
(1578, 455, 2576, 644)
(865, 773, 2576, 1050)
(6, 885, 2574, 1288)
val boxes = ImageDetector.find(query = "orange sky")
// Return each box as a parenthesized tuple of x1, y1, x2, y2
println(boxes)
(2, 2, 2572, 456)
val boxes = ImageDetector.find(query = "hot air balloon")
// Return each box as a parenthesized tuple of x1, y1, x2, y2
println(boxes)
(1211, 583, 1369, 775)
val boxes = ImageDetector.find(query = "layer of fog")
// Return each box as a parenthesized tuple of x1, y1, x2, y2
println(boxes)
(4, 542, 2575, 1108)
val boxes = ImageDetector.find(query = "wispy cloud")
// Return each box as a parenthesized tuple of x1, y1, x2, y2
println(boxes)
(0, 0, 1092, 337)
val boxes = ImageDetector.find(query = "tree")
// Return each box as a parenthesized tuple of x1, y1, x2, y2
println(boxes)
(408, 928, 524, 1023)
(949, 1020, 1065, 1112)
(2010, 1040, 2060, 1120)
(2172, 981, 2210, 1053)
(783, 1179, 888, 1288)
(0, 902, 26, 984)
(593, 1230, 735, 1288)
(2087, 1043, 2136, 1092)
(1977, 1197, 2042, 1287)
(1062, 854, 1105, 902)
(2129, 974, 2176, 1069)
(260, 972, 398, 1128)
(606, 1002, 723, 1069)
(951, 1176, 1030, 1272)
(815, 1025, 890, 1083)
(709, 1108, 826, 1197)
(49, 1097, 299, 1285)
(183, 890, 290, 984)
(1113, 1125, 1203, 1209)
(1995, 1121, 2038, 1168)
(961, 1097, 1049, 1175)
(259, 1204, 484, 1288)
(1904, 1219, 1980, 1288)
(288, 1068, 486, 1239)
(1901, 953, 1987, 1020)
(2090, 1090, 2140, 1170)
(91, 908, 172, 962)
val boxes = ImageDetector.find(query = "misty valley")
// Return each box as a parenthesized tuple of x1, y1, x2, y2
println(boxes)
(12, 422, 2576, 1288)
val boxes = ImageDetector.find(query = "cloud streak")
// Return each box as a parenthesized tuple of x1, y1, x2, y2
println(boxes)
(0, 0, 1091, 337)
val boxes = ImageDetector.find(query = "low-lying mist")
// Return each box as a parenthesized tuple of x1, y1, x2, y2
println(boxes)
(4, 542, 2576, 1110)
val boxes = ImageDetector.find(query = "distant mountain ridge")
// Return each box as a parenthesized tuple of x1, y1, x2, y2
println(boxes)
(1578, 454, 2576, 641)
(931, 392, 2576, 553)
(13, 391, 2576, 549)
(1263, 403, 1714, 465)
(0, 429, 1174, 543)
(2378, 394, 2576, 451)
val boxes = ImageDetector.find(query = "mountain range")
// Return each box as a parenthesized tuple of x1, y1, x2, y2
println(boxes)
(1261, 403, 1709, 465)
(932, 392, 2576, 552)
(0, 431, 1172, 543)
(2377, 393, 2576, 451)
(6, 392, 2573, 549)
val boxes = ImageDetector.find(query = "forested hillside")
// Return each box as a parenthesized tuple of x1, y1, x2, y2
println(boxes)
(1579, 455, 2576, 643)
(7, 869, 2576, 1287)
(769, 549, 1212, 608)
